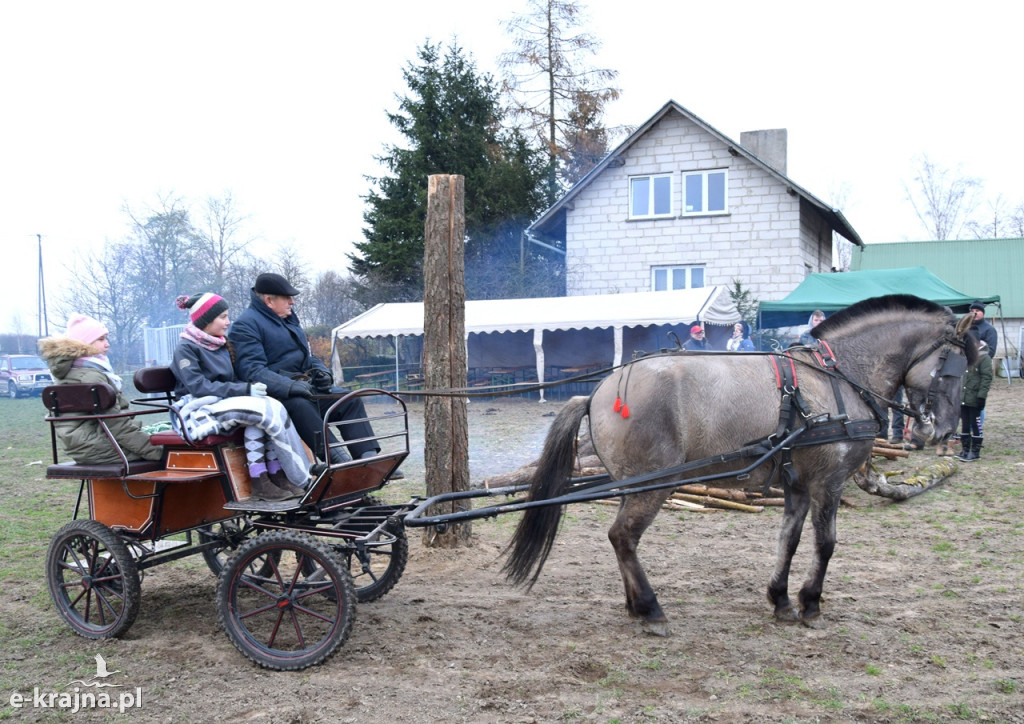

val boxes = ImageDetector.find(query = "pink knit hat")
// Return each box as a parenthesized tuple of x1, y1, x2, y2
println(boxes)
(66, 314, 109, 345)
(176, 293, 228, 330)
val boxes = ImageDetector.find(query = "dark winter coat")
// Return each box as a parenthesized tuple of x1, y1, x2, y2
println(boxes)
(228, 290, 329, 400)
(971, 319, 998, 358)
(961, 353, 993, 408)
(37, 337, 162, 464)
(171, 338, 250, 400)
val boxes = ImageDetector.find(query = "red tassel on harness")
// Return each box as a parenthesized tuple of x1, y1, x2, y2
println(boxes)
(613, 396, 622, 412)
(620, 404, 630, 419)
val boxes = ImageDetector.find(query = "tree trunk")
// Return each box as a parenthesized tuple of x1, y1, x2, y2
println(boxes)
(422, 175, 471, 547)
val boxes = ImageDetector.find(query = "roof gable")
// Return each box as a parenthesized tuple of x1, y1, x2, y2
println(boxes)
(529, 100, 862, 246)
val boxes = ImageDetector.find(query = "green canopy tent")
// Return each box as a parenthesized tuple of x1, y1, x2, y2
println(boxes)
(758, 267, 1000, 329)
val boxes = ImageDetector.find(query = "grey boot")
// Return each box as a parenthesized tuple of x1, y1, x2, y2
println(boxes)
(954, 434, 973, 462)
(250, 472, 293, 501)
(268, 468, 307, 496)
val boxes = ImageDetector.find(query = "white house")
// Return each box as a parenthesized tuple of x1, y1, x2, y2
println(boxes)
(528, 100, 863, 302)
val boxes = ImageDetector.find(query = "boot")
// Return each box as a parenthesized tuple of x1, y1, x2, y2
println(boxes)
(329, 446, 352, 465)
(967, 435, 983, 461)
(954, 434, 972, 462)
(268, 468, 308, 497)
(250, 472, 293, 501)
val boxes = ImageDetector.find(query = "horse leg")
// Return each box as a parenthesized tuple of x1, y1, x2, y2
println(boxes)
(796, 486, 842, 624)
(767, 483, 810, 623)
(608, 491, 671, 636)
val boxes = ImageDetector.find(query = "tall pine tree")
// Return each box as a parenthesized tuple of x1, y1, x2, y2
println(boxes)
(349, 40, 548, 303)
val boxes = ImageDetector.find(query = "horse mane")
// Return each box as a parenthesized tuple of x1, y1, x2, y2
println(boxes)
(812, 294, 979, 364)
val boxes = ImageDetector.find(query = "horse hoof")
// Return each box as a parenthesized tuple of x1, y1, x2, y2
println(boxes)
(643, 620, 671, 637)
(773, 607, 801, 624)
(800, 611, 823, 629)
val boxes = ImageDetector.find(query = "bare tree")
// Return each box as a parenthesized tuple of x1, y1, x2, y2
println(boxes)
(305, 270, 365, 328)
(500, 0, 621, 194)
(57, 241, 148, 366)
(194, 192, 255, 311)
(966, 194, 1013, 239)
(904, 154, 982, 240)
(124, 193, 201, 326)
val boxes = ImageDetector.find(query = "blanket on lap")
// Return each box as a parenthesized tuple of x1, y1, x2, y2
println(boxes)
(171, 394, 310, 486)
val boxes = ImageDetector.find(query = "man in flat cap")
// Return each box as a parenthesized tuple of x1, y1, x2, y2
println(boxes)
(230, 273, 400, 474)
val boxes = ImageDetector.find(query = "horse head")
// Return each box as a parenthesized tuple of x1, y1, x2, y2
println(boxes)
(901, 310, 979, 444)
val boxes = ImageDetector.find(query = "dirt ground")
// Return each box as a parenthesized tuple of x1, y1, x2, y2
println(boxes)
(3, 383, 1023, 723)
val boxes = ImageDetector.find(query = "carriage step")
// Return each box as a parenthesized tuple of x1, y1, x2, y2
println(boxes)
(223, 497, 308, 513)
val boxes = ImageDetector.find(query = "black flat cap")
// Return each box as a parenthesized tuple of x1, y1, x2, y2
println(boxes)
(253, 273, 300, 296)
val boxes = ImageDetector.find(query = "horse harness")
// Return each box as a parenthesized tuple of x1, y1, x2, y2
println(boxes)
(763, 333, 968, 492)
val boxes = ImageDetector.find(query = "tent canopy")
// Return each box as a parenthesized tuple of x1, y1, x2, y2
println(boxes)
(334, 287, 740, 340)
(758, 267, 1000, 329)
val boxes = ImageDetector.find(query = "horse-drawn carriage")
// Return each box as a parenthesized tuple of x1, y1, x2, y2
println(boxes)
(43, 366, 411, 670)
(42, 296, 977, 669)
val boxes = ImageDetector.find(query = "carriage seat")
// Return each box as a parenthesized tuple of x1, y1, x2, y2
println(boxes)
(42, 383, 165, 479)
(46, 459, 164, 480)
(132, 366, 243, 448)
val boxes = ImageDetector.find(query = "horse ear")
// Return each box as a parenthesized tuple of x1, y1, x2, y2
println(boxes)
(954, 313, 973, 339)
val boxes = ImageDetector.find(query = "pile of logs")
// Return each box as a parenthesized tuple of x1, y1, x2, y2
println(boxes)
(871, 438, 910, 460)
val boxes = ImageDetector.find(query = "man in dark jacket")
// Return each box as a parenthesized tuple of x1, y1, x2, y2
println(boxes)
(230, 273, 391, 470)
(969, 301, 998, 358)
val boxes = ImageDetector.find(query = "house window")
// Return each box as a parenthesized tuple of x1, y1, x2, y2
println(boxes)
(652, 265, 705, 291)
(682, 169, 727, 215)
(629, 174, 673, 219)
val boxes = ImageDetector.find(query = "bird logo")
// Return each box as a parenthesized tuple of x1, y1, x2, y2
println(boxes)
(66, 654, 123, 688)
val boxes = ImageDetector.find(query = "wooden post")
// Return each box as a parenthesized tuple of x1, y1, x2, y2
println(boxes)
(422, 174, 471, 547)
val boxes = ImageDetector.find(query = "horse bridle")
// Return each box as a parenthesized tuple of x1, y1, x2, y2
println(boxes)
(801, 329, 970, 426)
(902, 332, 969, 423)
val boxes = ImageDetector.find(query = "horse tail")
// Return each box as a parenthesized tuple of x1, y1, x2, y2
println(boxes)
(502, 395, 590, 589)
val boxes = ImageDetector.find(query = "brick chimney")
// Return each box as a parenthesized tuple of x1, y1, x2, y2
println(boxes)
(740, 129, 787, 175)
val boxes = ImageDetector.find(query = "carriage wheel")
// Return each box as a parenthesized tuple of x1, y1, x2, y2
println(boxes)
(198, 517, 274, 577)
(46, 520, 141, 639)
(340, 522, 408, 603)
(217, 530, 356, 671)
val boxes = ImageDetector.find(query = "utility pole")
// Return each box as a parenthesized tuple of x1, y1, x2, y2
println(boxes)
(37, 234, 49, 337)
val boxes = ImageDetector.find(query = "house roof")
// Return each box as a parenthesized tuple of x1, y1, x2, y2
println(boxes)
(850, 238, 1024, 318)
(757, 267, 999, 329)
(333, 287, 740, 340)
(528, 100, 863, 246)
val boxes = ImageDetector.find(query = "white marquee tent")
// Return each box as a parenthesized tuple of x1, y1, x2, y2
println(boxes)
(332, 288, 740, 400)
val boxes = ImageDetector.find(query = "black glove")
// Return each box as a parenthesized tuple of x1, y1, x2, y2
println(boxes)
(289, 380, 314, 398)
(976, 397, 986, 410)
(309, 368, 334, 393)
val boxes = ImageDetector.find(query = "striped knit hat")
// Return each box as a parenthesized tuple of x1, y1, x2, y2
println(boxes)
(176, 293, 229, 330)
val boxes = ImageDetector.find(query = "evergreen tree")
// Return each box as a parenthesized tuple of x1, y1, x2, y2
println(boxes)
(349, 40, 547, 302)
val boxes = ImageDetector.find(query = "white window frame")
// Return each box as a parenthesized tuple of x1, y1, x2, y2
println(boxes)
(629, 173, 674, 219)
(651, 264, 706, 291)
(681, 168, 728, 216)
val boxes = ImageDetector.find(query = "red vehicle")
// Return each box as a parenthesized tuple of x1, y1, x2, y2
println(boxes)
(1, 354, 53, 398)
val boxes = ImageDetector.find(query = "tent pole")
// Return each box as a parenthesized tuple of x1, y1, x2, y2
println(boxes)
(613, 326, 623, 368)
(394, 334, 400, 392)
(534, 328, 546, 403)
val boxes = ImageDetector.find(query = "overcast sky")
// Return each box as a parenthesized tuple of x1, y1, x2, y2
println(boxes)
(2, 0, 1021, 336)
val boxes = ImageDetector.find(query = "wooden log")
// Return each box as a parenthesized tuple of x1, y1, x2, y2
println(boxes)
(872, 446, 909, 459)
(674, 483, 750, 502)
(851, 459, 958, 500)
(672, 493, 763, 513)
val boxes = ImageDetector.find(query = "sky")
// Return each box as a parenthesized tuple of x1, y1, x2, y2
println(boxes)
(2, 0, 1022, 335)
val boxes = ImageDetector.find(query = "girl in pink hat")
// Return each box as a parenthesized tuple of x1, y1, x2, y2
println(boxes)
(37, 314, 162, 464)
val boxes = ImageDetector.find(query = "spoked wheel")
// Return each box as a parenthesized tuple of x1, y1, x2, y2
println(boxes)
(217, 530, 356, 671)
(339, 522, 408, 603)
(46, 520, 141, 639)
(198, 517, 266, 576)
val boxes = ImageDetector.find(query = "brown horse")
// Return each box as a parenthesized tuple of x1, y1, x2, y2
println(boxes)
(503, 295, 977, 634)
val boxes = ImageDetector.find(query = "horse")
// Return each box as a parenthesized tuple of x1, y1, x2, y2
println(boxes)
(503, 295, 977, 634)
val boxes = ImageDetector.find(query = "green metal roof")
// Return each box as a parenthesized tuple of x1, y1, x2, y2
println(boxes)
(850, 238, 1023, 318)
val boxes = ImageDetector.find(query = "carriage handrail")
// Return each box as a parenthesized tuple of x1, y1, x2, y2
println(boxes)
(402, 426, 808, 528)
